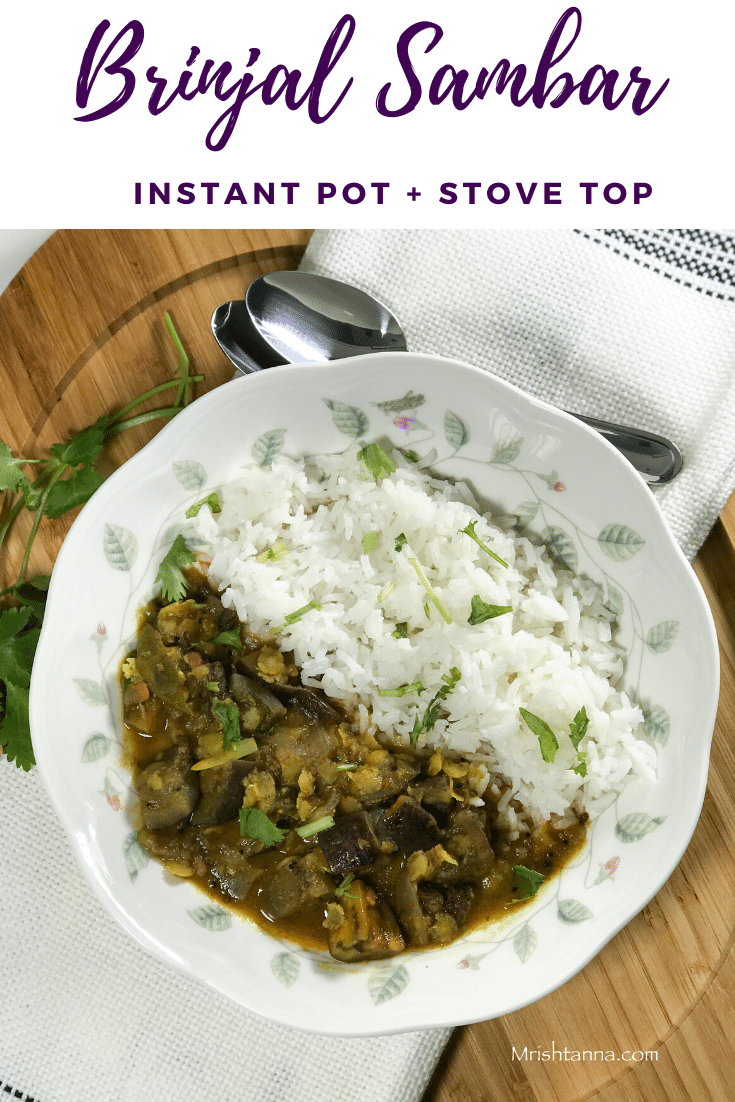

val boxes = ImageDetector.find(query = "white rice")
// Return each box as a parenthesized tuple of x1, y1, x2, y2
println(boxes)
(190, 453, 655, 826)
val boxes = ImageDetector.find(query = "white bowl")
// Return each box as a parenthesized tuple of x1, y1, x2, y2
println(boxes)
(31, 352, 718, 1035)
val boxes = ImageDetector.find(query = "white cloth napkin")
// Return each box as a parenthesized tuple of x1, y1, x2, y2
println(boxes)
(0, 762, 450, 1102)
(300, 228, 735, 560)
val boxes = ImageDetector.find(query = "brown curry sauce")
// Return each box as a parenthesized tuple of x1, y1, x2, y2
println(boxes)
(121, 570, 587, 961)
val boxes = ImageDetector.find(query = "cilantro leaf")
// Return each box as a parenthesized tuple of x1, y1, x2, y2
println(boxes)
(49, 422, 106, 468)
(155, 535, 196, 602)
(520, 707, 559, 763)
(185, 492, 221, 519)
(511, 864, 546, 902)
(0, 680, 34, 770)
(44, 464, 104, 519)
(0, 443, 32, 494)
(378, 680, 425, 697)
(569, 706, 589, 777)
(213, 701, 241, 749)
(0, 608, 39, 690)
(212, 629, 242, 649)
(460, 520, 509, 568)
(394, 533, 407, 552)
(467, 596, 512, 625)
(239, 807, 288, 847)
(7, 577, 51, 623)
(357, 442, 396, 482)
(391, 622, 409, 639)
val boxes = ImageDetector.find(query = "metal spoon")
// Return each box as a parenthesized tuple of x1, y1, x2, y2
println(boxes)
(212, 271, 682, 485)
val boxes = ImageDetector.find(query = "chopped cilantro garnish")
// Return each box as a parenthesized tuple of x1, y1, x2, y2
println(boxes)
(357, 441, 396, 482)
(394, 533, 407, 552)
(155, 534, 196, 603)
(411, 667, 461, 746)
(408, 557, 452, 624)
(270, 599, 322, 636)
(239, 807, 288, 847)
(295, 815, 335, 839)
(334, 872, 357, 898)
(206, 681, 220, 691)
(379, 680, 425, 697)
(460, 520, 509, 568)
(212, 628, 242, 649)
(520, 707, 559, 764)
(569, 706, 589, 777)
(213, 700, 241, 749)
(467, 596, 513, 625)
(511, 865, 546, 901)
(185, 492, 221, 518)
(392, 621, 409, 639)
(255, 540, 289, 563)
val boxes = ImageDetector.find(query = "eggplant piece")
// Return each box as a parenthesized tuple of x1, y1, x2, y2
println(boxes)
(267, 723, 340, 785)
(134, 745, 199, 830)
(327, 880, 405, 962)
(375, 795, 441, 853)
(347, 755, 421, 806)
(259, 853, 335, 920)
(267, 682, 343, 724)
(190, 759, 254, 827)
(197, 822, 264, 899)
(444, 883, 474, 927)
(136, 623, 188, 708)
(407, 773, 454, 809)
(434, 809, 494, 884)
(318, 812, 380, 875)
(229, 672, 286, 723)
(393, 846, 460, 947)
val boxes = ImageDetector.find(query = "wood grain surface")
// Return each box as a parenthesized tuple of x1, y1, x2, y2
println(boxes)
(1, 229, 733, 1102)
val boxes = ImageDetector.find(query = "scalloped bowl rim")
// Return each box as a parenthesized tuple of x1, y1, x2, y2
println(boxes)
(30, 352, 719, 1035)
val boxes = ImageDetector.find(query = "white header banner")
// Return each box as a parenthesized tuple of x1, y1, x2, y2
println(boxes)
(2, 0, 732, 227)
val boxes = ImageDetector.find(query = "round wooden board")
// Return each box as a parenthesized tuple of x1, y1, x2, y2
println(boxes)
(2, 230, 734, 1102)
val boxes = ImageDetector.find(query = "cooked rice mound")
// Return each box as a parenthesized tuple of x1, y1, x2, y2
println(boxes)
(190, 453, 655, 827)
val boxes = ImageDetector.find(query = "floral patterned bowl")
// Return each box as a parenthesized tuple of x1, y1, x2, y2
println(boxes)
(30, 352, 718, 1035)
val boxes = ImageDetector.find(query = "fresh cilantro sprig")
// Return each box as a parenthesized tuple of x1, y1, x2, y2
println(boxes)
(460, 520, 509, 569)
(155, 535, 197, 603)
(411, 667, 461, 746)
(0, 314, 203, 771)
(519, 706, 590, 775)
(238, 807, 335, 847)
(569, 706, 589, 777)
(270, 599, 322, 636)
(378, 680, 425, 697)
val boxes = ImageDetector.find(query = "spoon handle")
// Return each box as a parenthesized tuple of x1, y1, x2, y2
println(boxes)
(569, 412, 682, 485)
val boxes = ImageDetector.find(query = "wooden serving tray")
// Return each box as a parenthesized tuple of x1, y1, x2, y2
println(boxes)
(1, 229, 734, 1102)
